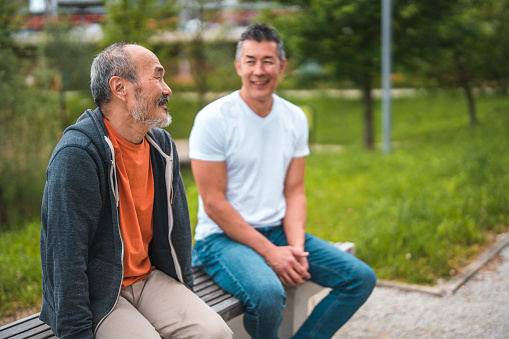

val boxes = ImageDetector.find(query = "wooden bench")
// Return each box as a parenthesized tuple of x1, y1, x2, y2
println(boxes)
(0, 242, 354, 339)
(0, 268, 243, 339)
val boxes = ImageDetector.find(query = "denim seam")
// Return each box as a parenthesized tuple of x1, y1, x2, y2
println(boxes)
(303, 262, 351, 338)
(307, 291, 344, 339)
(309, 261, 352, 289)
(208, 251, 262, 337)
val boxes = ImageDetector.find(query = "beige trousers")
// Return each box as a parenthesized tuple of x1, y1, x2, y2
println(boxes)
(95, 269, 233, 339)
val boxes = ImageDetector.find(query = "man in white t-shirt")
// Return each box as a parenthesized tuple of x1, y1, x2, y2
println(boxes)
(189, 23, 376, 338)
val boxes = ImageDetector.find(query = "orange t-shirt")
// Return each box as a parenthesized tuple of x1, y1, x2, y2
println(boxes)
(104, 118, 155, 288)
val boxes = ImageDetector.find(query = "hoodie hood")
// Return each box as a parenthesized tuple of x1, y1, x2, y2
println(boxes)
(64, 107, 111, 163)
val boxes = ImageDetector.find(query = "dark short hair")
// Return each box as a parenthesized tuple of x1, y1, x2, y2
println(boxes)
(235, 23, 286, 62)
(90, 42, 140, 107)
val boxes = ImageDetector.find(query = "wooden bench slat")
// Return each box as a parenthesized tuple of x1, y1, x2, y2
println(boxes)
(197, 286, 229, 303)
(0, 314, 47, 339)
(212, 296, 245, 321)
(9, 326, 57, 339)
(193, 278, 218, 292)
(196, 284, 222, 298)
(0, 313, 40, 331)
(23, 332, 57, 339)
(193, 272, 213, 286)
(195, 280, 223, 295)
(206, 292, 239, 308)
(192, 269, 206, 276)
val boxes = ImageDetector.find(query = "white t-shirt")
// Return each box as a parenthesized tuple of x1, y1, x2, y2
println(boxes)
(189, 91, 310, 241)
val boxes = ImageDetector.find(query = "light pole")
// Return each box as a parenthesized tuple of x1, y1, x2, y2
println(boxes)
(382, 0, 392, 153)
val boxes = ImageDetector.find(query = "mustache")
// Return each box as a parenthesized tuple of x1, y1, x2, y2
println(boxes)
(158, 95, 169, 105)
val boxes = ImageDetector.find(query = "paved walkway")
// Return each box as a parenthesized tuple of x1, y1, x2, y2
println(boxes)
(333, 240, 509, 338)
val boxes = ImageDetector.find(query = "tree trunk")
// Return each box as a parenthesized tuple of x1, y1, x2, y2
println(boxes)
(454, 52, 478, 126)
(189, 33, 207, 108)
(461, 82, 477, 126)
(362, 82, 374, 150)
(0, 186, 7, 231)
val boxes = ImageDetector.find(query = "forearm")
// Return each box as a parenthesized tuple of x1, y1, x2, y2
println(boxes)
(206, 195, 311, 287)
(204, 197, 278, 258)
(283, 190, 307, 250)
(192, 159, 279, 258)
(280, 156, 307, 251)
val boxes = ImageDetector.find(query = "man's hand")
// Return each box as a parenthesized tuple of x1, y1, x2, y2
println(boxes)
(265, 246, 311, 287)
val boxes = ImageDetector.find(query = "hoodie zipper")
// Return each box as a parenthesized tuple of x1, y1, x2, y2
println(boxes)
(146, 135, 184, 284)
(95, 136, 124, 335)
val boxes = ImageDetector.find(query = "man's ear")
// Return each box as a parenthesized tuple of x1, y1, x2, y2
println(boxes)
(279, 58, 288, 76)
(234, 59, 242, 77)
(109, 76, 127, 103)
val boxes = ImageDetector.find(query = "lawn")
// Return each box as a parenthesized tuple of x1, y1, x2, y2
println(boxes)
(182, 90, 509, 284)
(1, 90, 508, 319)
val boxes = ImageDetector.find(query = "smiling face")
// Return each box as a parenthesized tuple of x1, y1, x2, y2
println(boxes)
(235, 39, 287, 111)
(130, 85, 171, 128)
(126, 45, 172, 128)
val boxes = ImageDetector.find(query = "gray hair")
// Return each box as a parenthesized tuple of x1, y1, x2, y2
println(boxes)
(90, 42, 140, 107)
(235, 23, 286, 63)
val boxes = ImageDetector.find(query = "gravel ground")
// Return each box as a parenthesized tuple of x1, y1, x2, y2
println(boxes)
(333, 244, 509, 339)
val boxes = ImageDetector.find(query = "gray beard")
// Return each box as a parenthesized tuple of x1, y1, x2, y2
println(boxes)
(130, 90, 172, 129)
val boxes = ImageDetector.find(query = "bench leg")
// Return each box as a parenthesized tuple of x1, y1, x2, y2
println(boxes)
(226, 282, 331, 339)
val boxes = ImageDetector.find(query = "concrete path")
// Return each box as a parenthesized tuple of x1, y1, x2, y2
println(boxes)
(333, 238, 509, 338)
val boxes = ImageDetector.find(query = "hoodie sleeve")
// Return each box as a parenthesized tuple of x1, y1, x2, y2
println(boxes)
(41, 144, 103, 339)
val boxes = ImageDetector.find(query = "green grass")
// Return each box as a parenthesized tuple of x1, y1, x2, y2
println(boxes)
(182, 90, 509, 284)
(1, 90, 508, 319)
(0, 222, 42, 318)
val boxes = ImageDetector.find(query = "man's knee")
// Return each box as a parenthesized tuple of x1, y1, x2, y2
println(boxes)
(164, 314, 232, 339)
(350, 260, 377, 298)
(189, 319, 233, 339)
(245, 282, 286, 318)
(361, 264, 377, 294)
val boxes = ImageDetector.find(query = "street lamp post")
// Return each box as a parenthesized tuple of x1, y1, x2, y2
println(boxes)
(382, 0, 392, 153)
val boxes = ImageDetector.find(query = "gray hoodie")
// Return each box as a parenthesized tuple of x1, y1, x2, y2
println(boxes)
(40, 107, 193, 338)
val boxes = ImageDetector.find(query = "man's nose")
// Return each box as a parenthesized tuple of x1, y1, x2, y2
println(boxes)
(253, 61, 265, 75)
(163, 81, 172, 96)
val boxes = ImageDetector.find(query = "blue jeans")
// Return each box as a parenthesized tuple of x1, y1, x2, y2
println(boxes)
(193, 226, 376, 339)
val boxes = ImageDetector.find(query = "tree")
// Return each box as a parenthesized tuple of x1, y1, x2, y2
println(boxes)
(472, 0, 509, 95)
(178, 0, 233, 107)
(262, 0, 382, 149)
(41, 18, 98, 128)
(0, 0, 62, 230)
(394, 0, 509, 126)
(103, 0, 179, 47)
(0, 0, 24, 228)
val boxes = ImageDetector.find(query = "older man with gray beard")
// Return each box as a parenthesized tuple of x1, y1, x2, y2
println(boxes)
(40, 42, 232, 339)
